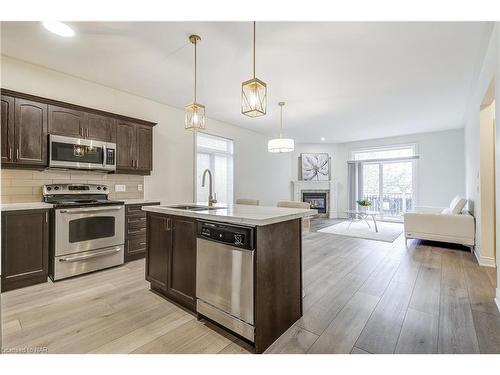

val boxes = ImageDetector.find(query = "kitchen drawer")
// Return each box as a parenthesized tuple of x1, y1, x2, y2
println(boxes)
(127, 236, 147, 254)
(124, 202, 159, 262)
(127, 225, 147, 237)
(126, 205, 146, 217)
(127, 215, 147, 228)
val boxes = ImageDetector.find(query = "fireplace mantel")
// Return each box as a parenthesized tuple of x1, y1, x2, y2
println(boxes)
(291, 180, 338, 218)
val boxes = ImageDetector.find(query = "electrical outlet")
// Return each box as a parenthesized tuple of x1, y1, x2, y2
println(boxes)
(138, 184, 143, 192)
(115, 184, 126, 192)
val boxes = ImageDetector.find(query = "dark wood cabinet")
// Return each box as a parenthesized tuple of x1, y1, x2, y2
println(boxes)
(1, 209, 49, 292)
(116, 120, 136, 170)
(87, 113, 114, 142)
(125, 202, 159, 262)
(146, 213, 170, 291)
(167, 217, 197, 308)
(117, 121, 153, 174)
(2, 96, 48, 167)
(1, 89, 155, 174)
(15, 99, 48, 166)
(136, 125, 153, 172)
(48, 105, 87, 138)
(1, 95, 14, 163)
(146, 213, 197, 311)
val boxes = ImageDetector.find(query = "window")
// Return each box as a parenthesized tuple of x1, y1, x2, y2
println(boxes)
(196, 133, 234, 205)
(349, 144, 418, 221)
(352, 144, 416, 161)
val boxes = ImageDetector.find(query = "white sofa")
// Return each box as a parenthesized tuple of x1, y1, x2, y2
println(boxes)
(403, 196, 475, 250)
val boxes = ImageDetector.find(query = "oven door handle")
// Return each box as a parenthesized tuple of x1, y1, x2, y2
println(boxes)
(59, 247, 122, 262)
(59, 206, 123, 214)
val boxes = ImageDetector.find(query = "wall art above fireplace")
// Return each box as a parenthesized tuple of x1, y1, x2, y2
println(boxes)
(300, 153, 330, 181)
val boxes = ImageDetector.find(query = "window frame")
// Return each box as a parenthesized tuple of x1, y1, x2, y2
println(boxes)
(350, 143, 418, 162)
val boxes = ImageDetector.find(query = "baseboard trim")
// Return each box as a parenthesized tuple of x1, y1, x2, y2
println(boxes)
(473, 248, 497, 267)
(495, 289, 500, 314)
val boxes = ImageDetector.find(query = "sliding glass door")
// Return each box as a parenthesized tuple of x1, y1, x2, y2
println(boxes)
(361, 160, 415, 221)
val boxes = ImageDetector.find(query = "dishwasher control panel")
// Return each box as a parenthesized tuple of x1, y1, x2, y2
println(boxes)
(197, 221, 255, 250)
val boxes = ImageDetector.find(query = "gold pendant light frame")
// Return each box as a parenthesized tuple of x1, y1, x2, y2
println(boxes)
(241, 21, 267, 117)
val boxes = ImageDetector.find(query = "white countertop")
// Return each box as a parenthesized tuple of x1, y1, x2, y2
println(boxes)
(1, 202, 53, 211)
(142, 203, 317, 226)
(122, 199, 161, 205)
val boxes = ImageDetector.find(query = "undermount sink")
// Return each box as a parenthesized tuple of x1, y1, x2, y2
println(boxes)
(162, 204, 225, 211)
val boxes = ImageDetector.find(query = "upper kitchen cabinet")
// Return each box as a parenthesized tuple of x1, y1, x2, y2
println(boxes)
(1, 95, 48, 168)
(117, 120, 153, 175)
(87, 112, 115, 142)
(136, 124, 153, 172)
(1, 95, 14, 163)
(1, 89, 156, 174)
(15, 99, 48, 166)
(116, 120, 136, 170)
(48, 105, 87, 138)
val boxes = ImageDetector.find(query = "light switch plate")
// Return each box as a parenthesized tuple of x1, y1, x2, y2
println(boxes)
(138, 184, 143, 192)
(115, 184, 126, 192)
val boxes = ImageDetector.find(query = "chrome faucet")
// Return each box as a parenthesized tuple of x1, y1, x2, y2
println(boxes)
(201, 169, 217, 206)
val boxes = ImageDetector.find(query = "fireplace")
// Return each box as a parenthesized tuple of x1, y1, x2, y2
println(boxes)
(302, 190, 329, 215)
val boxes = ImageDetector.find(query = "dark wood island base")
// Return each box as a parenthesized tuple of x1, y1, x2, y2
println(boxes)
(145, 211, 303, 354)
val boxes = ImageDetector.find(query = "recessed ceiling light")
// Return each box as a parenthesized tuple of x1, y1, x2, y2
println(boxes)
(42, 21, 75, 37)
(321, 137, 326, 141)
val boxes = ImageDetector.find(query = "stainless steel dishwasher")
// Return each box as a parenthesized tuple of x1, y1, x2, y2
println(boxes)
(196, 220, 255, 342)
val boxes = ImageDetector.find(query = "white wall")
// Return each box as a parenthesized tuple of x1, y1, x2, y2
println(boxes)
(292, 129, 465, 217)
(0, 55, 291, 206)
(464, 24, 500, 273)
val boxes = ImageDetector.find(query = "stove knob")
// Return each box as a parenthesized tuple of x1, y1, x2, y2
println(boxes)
(46, 186, 52, 191)
(54, 186, 60, 191)
(97, 186, 101, 190)
(103, 186, 107, 191)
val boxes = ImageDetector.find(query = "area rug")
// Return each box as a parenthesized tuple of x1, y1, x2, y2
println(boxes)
(318, 220, 404, 242)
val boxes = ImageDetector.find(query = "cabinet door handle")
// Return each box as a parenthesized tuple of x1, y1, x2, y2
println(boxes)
(86, 128, 90, 138)
(164, 218, 172, 231)
(45, 211, 48, 223)
(9, 147, 12, 160)
(16, 148, 19, 160)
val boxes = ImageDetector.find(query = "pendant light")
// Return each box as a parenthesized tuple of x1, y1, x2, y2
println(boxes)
(185, 34, 206, 131)
(241, 21, 267, 117)
(268, 102, 294, 153)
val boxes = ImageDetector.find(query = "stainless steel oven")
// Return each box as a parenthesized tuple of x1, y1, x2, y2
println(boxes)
(44, 183, 125, 280)
(55, 205, 124, 256)
(52, 205, 125, 280)
(49, 134, 116, 171)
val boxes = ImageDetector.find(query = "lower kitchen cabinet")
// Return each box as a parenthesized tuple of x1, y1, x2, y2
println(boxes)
(145, 212, 197, 311)
(1, 209, 49, 292)
(124, 202, 159, 262)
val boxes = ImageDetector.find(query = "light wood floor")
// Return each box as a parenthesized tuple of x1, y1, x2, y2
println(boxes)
(2, 218, 499, 354)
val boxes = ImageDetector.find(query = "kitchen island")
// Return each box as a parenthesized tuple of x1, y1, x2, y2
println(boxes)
(142, 203, 316, 353)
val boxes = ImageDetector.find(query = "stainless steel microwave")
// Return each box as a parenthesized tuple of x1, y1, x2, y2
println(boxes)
(49, 134, 117, 172)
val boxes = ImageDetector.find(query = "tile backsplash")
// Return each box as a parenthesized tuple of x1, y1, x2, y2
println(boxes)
(1, 169, 144, 203)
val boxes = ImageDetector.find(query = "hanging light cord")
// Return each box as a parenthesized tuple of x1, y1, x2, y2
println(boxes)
(253, 21, 256, 79)
(194, 38, 197, 102)
(279, 103, 283, 138)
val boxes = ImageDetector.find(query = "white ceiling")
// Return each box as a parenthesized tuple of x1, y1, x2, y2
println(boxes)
(0, 21, 489, 143)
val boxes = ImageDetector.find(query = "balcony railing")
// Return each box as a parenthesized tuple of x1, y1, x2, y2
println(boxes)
(362, 193, 413, 218)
